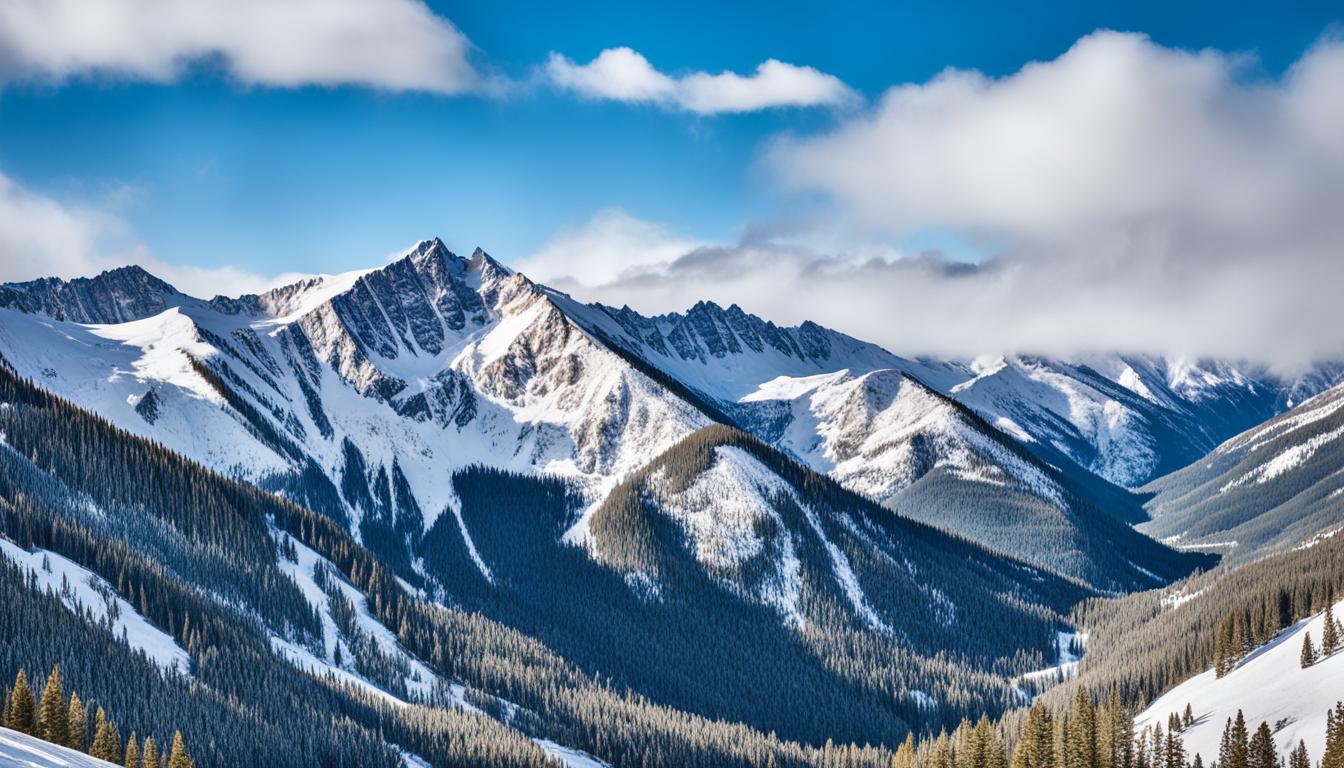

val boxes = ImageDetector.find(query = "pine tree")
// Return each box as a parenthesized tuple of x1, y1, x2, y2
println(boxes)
(1183, 704, 1194, 729)
(1066, 688, 1099, 768)
(124, 731, 141, 768)
(1221, 710, 1250, 768)
(1164, 727, 1186, 768)
(167, 730, 193, 768)
(37, 665, 68, 746)
(6, 669, 36, 735)
(89, 707, 121, 762)
(65, 693, 87, 751)
(1323, 702, 1344, 768)
(1325, 604, 1340, 656)
(1303, 631, 1319, 667)
(893, 733, 917, 768)
(1248, 721, 1276, 768)
(142, 737, 161, 768)
(1013, 701, 1055, 768)
(1288, 739, 1311, 768)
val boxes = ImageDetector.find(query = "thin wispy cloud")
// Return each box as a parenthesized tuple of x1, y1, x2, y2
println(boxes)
(544, 47, 858, 113)
(0, 0, 482, 93)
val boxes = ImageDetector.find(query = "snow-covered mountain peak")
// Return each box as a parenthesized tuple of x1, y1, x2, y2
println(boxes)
(0, 264, 181, 324)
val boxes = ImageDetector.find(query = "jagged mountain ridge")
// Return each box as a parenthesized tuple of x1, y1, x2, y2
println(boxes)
(723, 369, 1209, 590)
(0, 242, 1331, 592)
(566, 294, 1339, 490)
(0, 241, 710, 556)
(1140, 379, 1344, 563)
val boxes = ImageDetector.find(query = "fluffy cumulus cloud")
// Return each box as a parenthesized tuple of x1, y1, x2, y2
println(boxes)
(534, 32, 1344, 371)
(545, 47, 857, 113)
(0, 170, 282, 298)
(0, 0, 480, 93)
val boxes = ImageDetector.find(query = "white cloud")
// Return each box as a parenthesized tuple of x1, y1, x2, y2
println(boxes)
(0, 170, 280, 298)
(515, 208, 706, 287)
(0, 0, 480, 93)
(545, 47, 857, 114)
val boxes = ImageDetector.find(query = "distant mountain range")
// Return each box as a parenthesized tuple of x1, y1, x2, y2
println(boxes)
(1, 239, 1336, 593)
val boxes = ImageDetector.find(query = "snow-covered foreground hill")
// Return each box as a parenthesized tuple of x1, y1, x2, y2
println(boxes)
(0, 726, 118, 768)
(1134, 598, 1344, 764)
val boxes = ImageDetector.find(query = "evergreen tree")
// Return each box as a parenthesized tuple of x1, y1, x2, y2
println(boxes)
(1013, 702, 1055, 768)
(37, 665, 69, 746)
(7, 669, 36, 735)
(167, 730, 193, 768)
(1164, 727, 1185, 768)
(1248, 721, 1276, 768)
(1323, 702, 1344, 768)
(1288, 740, 1311, 768)
(1302, 631, 1319, 667)
(893, 734, 916, 768)
(90, 707, 122, 762)
(125, 731, 141, 768)
(1066, 688, 1099, 768)
(1183, 704, 1194, 729)
(1220, 711, 1250, 768)
(66, 693, 87, 752)
(1325, 604, 1340, 656)
(142, 737, 161, 768)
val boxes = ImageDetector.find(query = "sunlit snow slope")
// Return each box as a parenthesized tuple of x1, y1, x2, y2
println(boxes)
(1135, 598, 1344, 765)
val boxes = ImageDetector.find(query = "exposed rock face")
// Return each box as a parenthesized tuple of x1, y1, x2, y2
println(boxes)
(0, 265, 177, 324)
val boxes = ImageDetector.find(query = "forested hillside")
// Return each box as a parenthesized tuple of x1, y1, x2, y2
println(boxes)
(1141, 381, 1344, 563)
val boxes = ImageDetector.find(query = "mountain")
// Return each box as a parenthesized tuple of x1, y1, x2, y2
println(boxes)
(0, 317, 1088, 765)
(707, 368, 1208, 591)
(0, 246, 1321, 592)
(0, 241, 711, 573)
(1139, 380, 1344, 563)
(559, 299, 1339, 491)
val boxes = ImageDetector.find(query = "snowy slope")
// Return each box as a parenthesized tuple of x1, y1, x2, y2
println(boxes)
(1141, 381, 1344, 562)
(731, 370, 1205, 591)
(0, 538, 191, 675)
(269, 528, 468, 708)
(0, 241, 708, 546)
(0, 726, 119, 768)
(1134, 598, 1344, 765)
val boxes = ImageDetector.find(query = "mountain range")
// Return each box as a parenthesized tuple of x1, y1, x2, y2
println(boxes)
(2, 238, 1343, 766)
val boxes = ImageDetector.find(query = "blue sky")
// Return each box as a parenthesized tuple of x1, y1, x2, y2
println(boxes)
(1, 0, 1340, 280)
(2, 0, 1343, 367)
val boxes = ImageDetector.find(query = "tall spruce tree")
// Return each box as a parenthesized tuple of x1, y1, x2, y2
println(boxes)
(1325, 604, 1340, 656)
(167, 730, 193, 768)
(1012, 702, 1055, 768)
(37, 665, 68, 746)
(66, 693, 87, 751)
(142, 736, 161, 768)
(1222, 711, 1250, 768)
(1323, 702, 1344, 768)
(1248, 721, 1276, 768)
(1288, 740, 1311, 768)
(1303, 631, 1319, 667)
(125, 731, 141, 768)
(7, 669, 36, 735)
(90, 707, 122, 762)
(1066, 688, 1099, 768)
(1164, 727, 1185, 768)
